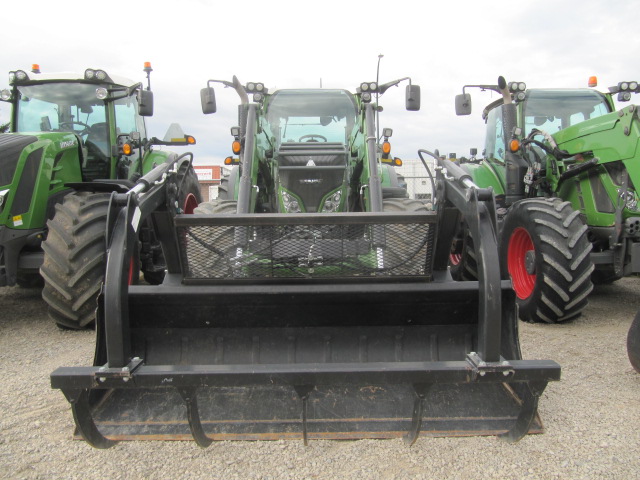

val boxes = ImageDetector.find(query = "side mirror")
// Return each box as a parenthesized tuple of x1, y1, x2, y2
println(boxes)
(406, 84, 421, 111)
(455, 94, 472, 116)
(201, 87, 217, 114)
(138, 90, 154, 117)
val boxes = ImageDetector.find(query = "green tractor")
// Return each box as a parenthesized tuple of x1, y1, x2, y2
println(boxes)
(0, 64, 202, 329)
(453, 76, 640, 323)
(197, 76, 417, 217)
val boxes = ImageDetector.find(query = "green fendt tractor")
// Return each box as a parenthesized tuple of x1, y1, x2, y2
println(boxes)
(198, 76, 415, 218)
(0, 64, 201, 329)
(453, 76, 640, 323)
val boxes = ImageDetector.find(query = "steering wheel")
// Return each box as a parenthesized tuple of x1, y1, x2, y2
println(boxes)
(299, 134, 328, 143)
(59, 121, 91, 135)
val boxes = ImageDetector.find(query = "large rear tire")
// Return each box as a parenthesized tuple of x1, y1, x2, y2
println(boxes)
(40, 192, 111, 329)
(500, 198, 594, 323)
(628, 310, 640, 373)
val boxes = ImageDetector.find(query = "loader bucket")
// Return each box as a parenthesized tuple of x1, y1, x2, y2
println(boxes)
(51, 167, 560, 448)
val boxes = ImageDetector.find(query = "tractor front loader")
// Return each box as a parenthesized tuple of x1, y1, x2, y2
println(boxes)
(0, 64, 202, 329)
(50, 76, 559, 447)
(454, 76, 640, 323)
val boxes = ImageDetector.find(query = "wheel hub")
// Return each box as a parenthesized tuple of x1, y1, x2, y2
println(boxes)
(525, 250, 536, 275)
(507, 227, 536, 300)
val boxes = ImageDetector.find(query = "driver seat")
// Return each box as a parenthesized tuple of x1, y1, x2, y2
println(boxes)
(83, 123, 110, 180)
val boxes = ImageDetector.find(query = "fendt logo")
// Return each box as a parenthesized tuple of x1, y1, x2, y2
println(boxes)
(59, 140, 76, 149)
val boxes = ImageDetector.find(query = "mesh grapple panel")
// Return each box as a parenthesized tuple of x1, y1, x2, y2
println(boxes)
(175, 213, 436, 281)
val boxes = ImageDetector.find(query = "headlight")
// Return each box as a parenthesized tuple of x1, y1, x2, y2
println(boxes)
(360, 82, 369, 92)
(518, 82, 526, 91)
(619, 189, 638, 211)
(282, 192, 301, 213)
(322, 191, 342, 212)
(95, 70, 107, 80)
(245, 82, 266, 93)
(618, 92, 632, 102)
(0, 89, 11, 101)
(9, 70, 28, 84)
(619, 81, 629, 91)
(85, 68, 95, 79)
(95, 87, 108, 100)
(0, 189, 10, 212)
(630, 81, 639, 91)
(361, 92, 372, 102)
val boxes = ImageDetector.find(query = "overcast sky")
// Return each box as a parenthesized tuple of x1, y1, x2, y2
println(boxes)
(1, 0, 638, 165)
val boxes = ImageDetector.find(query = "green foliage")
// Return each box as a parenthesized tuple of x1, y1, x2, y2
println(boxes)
(0, 122, 9, 133)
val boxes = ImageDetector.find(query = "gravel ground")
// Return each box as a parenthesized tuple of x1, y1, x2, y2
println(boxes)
(1, 279, 639, 480)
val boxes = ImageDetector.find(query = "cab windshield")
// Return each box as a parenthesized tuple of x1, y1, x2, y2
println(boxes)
(265, 89, 357, 147)
(523, 89, 611, 135)
(16, 83, 108, 135)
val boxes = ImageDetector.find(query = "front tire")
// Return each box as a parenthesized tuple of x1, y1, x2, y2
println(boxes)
(500, 198, 594, 323)
(449, 222, 478, 281)
(40, 192, 111, 329)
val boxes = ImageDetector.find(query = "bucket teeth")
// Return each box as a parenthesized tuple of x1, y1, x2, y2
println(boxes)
(177, 387, 213, 448)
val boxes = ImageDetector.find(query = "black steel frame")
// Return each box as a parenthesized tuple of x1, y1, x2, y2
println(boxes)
(50, 155, 561, 448)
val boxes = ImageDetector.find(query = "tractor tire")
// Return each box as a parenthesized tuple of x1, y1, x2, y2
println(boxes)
(217, 175, 230, 200)
(40, 192, 112, 330)
(628, 310, 640, 373)
(141, 164, 202, 285)
(449, 225, 478, 281)
(500, 198, 594, 324)
(382, 198, 431, 274)
(178, 164, 202, 215)
(188, 200, 238, 277)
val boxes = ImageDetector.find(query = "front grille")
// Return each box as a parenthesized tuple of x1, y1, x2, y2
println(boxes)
(0, 134, 38, 186)
(175, 212, 436, 282)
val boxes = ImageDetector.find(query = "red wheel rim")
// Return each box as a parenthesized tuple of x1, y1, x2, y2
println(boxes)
(183, 193, 198, 214)
(128, 256, 136, 285)
(449, 253, 462, 266)
(507, 227, 536, 299)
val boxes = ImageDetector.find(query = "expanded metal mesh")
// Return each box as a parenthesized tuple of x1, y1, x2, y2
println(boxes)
(177, 217, 435, 281)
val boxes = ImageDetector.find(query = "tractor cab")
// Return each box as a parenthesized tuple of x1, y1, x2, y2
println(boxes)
(2, 68, 153, 182)
(479, 87, 613, 163)
(265, 89, 357, 213)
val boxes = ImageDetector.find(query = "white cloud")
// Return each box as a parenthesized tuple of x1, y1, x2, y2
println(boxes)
(1, 0, 639, 163)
